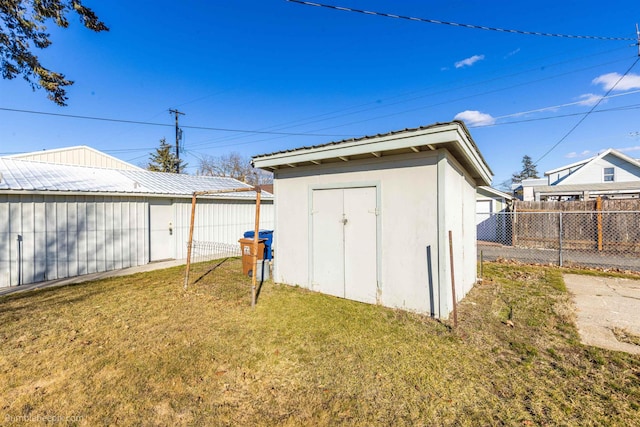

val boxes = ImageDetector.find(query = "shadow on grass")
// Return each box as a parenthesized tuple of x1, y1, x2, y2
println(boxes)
(0, 283, 107, 316)
(255, 276, 267, 304)
(192, 258, 232, 285)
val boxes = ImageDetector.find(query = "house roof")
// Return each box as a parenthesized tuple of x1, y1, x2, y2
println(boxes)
(533, 181, 640, 196)
(0, 157, 272, 200)
(6, 145, 143, 171)
(544, 156, 593, 176)
(252, 121, 493, 186)
(545, 148, 640, 183)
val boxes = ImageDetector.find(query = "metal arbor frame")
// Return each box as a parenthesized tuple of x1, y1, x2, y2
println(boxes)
(182, 186, 263, 308)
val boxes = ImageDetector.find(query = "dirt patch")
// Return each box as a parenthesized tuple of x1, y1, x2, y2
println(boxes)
(564, 274, 640, 355)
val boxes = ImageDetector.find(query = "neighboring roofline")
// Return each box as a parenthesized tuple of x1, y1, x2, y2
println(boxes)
(544, 155, 595, 176)
(0, 157, 273, 200)
(6, 145, 144, 170)
(252, 121, 493, 186)
(545, 149, 640, 184)
(0, 189, 274, 200)
(533, 181, 640, 194)
(477, 186, 514, 200)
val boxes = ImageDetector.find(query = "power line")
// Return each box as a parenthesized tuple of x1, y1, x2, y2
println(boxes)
(184, 49, 631, 150)
(287, 0, 636, 41)
(0, 107, 352, 137)
(467, 103, 640, 128)
(185, 46, 629, 149)
(534, 57, 640, 164)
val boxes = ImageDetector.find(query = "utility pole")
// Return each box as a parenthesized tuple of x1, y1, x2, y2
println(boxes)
(636, 23, 640, 57)
(169, 109, 185, 173)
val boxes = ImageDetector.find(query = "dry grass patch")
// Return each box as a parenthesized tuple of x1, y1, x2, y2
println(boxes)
(612, 328, 640, 347)
(0, 260, 639, 425)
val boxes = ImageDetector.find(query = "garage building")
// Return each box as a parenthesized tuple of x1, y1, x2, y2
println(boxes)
(0, 154, 273, 288)
(252, 121, 492, 318)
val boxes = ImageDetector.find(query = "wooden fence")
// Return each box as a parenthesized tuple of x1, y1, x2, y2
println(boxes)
(512, 199, 640, 254)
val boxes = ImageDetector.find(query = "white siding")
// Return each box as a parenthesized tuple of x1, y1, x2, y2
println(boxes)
(272, 149, 478, 319)
(0, 192, 273, 288)
(0, 195, 148, 288)
(173, 198, 274, 260)
(561, 153, 640, 185)
(273, 151, 444, 315)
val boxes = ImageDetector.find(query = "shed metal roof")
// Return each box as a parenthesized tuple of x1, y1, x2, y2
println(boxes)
(252, 121, 493, 186)
(0, 157, 272, 199)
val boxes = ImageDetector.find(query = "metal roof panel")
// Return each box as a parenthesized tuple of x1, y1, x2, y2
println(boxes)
(0, 158, 272, 199)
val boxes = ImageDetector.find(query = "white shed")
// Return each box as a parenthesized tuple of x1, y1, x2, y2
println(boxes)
(252, 121, 492, 318)
(0, 157, 273, 288)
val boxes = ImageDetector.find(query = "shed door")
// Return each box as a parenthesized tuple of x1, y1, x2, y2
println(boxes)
(311, 187, 377, 304)
(149, 200, 174, 261)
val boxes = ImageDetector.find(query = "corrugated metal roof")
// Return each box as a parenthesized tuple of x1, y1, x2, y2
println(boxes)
(252, 120, 493, 186)
(252, 121, 485, 162)
(0, 157, 271, 199)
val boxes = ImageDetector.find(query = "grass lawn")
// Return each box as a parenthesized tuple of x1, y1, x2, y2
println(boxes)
(1, 259, 639, 426)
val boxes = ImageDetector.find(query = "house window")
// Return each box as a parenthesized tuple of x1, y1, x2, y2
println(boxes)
(603, 167, 615, 182)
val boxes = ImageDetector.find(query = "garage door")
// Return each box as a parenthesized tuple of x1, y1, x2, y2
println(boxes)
(311, 187, 377, 304)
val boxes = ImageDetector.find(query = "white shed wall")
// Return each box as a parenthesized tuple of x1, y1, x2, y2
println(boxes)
(274, 151, 451, 316)
(272, 149, 479, 318)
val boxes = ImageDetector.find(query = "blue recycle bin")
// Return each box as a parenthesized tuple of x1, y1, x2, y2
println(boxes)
(243, 229, 273, 260)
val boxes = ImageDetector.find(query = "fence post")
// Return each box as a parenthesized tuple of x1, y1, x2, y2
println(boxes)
(596, 196, 603, 251)
(558, 211, 563, 267)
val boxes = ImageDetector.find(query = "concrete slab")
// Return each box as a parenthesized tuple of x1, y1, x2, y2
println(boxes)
(564, 274, 640, 355)
(0, 259, 186, 297)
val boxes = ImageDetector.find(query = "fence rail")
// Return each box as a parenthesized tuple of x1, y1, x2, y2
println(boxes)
(477, 211, 640, 271)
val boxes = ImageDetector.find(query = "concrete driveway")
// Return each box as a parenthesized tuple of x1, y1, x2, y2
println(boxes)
(564, 274, 640, 355)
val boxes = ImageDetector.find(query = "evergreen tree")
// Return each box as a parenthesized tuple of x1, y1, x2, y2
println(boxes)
(147, 138, 187, 173)
(511, 155, 539, 184)
(1, 1, 108, 106)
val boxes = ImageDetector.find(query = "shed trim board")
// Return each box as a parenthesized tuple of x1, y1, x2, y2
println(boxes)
(254, 121, 491, 318)
(437, 150, 447, 318)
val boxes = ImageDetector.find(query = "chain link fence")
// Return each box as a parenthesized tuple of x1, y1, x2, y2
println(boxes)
(477, 211, 640, 271)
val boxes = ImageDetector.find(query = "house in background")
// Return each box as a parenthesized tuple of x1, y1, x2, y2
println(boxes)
(476, 186, 513, 244)
(253, 121, 493, 319)
(513, 149, 640, 201)
(0, 148, 273, 288)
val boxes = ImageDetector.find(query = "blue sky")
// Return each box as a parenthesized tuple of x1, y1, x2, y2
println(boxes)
(1, 0, 640, 186)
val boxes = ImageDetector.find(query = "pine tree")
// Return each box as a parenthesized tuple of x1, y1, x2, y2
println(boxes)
(511, 155, 539, 184)
(147, 138, 187, 173)
(1, 1, 108, 106)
